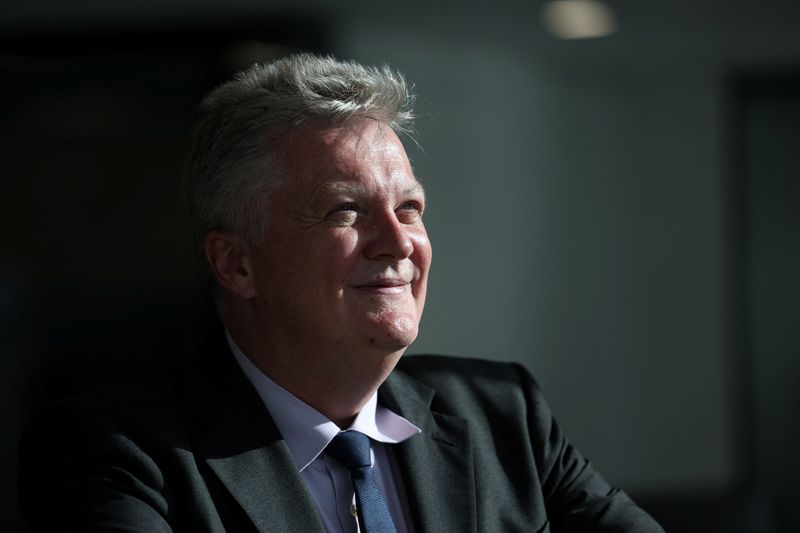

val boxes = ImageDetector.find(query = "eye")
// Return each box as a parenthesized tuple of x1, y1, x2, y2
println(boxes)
(326, 203, 361, 225)
(396, 201, 424, 223)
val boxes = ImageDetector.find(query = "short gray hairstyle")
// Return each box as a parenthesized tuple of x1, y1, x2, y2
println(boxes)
(182, 53, 416, 260)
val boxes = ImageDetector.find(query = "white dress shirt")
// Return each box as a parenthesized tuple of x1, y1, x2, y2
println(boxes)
(226, 332, 420, 532)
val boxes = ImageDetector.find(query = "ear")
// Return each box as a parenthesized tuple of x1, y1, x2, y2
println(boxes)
(204, 230, 257, 299)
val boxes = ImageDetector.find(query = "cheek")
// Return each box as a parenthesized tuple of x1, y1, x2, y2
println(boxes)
(316, 229, 362, 283)
(410, 228, 432, 273)
(409, 228, 431, 309)
(336, 229, 361, 257)
(285, 228, 360, 264)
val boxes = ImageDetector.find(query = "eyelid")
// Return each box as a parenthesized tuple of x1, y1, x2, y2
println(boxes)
(399, 199, 424, 211)
(328, 201, 359, 213)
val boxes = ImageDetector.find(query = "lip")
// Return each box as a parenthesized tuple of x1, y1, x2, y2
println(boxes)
(353, 279, 411, 294)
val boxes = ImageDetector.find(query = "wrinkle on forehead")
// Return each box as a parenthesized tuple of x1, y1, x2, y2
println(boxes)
(274, 120, 421, 208)
(350, 122, 407, 160)
(310, 180, 426, 203)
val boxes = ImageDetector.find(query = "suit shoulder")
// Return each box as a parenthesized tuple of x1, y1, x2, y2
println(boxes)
(394, 354, 543, 414)
(397, 353, 537, 386)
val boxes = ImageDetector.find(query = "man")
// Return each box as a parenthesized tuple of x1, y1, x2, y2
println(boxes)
(19, 54, 663, 532)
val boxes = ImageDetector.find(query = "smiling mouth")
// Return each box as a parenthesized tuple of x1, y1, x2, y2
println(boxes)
(353, 279, 410, 294)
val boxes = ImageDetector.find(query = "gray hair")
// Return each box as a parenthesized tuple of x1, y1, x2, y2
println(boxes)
(182, 53, 416, 261)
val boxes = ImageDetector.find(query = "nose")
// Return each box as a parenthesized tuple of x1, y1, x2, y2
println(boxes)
(363, 209, 414, 260)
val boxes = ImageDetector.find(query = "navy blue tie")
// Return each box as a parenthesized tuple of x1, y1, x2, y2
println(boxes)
(326, 430, 397, 533)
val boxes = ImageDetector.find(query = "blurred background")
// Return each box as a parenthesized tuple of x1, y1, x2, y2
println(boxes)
(2, 1, 799, 531)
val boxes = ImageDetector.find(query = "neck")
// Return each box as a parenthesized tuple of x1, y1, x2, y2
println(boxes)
(225, 316, 405, 428)
(265, 356, 397, 428)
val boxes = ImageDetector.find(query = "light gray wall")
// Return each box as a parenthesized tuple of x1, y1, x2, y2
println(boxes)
(329, 8, 800, 493)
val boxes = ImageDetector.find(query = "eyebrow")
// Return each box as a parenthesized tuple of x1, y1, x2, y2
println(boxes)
(400, 182, 426, 200)
(406, 182, 427, 198)
(308, 181, 426, 205)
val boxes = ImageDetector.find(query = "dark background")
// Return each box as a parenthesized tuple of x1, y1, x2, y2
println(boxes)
(2, 1, 799, 531)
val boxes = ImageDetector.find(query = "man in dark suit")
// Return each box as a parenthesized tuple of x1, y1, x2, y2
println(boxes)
(19, 54, 664, 532)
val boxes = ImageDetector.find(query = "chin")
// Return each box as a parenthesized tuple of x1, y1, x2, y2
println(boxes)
(362, 313, 419, 351)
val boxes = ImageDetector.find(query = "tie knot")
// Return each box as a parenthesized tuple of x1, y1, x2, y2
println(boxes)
(327, 430, 372, 470)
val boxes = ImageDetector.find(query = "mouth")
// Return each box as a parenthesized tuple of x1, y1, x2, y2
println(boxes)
(353, 278, 411, 294)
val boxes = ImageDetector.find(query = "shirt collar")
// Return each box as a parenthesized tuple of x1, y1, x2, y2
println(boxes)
(226, 330, 421, 472)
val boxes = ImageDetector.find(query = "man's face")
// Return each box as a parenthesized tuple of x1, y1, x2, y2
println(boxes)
(247, 120, 431, 358)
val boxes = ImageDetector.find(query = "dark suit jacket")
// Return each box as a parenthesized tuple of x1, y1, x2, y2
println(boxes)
(19, 339, 664, 532)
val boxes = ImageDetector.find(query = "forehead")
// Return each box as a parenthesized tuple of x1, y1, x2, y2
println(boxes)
(274, 121, 417, 193)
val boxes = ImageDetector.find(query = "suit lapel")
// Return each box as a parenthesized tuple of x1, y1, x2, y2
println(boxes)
(183, 338, 326, 532)
(380, 371, 477, 533)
